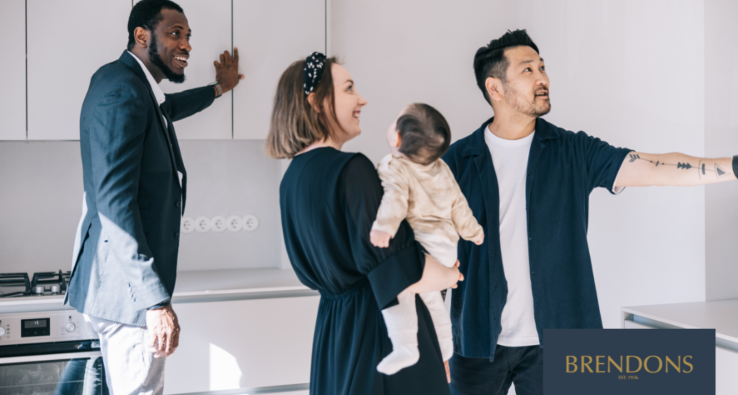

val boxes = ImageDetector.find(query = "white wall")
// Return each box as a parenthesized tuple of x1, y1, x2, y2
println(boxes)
(334, 0, 510, 162)
(0, 0, 26, 141)
(0, 141, 281, 275)
(332, 0, 707, 334)
(514, 0, 706, 328)
(705, 0, 738, 301)
(176, 140, 281, 271)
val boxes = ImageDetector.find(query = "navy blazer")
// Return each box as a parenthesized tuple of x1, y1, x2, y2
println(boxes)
(443, 117, 631, 359)
(67, 51, 215, 326)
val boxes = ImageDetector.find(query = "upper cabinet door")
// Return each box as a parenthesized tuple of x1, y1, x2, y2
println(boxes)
(27, 0, 130, 141)
(233, 0, 325, 140)
(147, 0, 233, 140)
(0, 1, 27, 141)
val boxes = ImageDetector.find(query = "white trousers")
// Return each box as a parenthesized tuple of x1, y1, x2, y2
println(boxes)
(84, 315, 166, 395)
(380, 230, 456, 368)
(413, 230, 458, 268)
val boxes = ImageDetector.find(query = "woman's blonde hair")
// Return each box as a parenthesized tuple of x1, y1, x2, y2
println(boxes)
(265, 56, 339, 159)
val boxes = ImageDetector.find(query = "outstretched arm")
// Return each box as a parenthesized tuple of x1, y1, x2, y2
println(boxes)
(161, 86, 215, 122)
(614, 152, 736, 187)
(161, 48, 244, 122)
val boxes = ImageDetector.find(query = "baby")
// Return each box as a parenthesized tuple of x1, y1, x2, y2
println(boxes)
(370, 103, 484, 375)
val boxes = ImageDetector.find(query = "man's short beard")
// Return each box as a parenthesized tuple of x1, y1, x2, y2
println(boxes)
(504, 82, 551, 118)
(149, 36, 185, 84)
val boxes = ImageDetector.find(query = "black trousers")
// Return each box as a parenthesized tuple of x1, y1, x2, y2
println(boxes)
(449, 345, 543, 395)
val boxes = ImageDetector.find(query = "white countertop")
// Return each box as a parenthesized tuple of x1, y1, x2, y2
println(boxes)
(174, 268, 310, 296)
(623, 299, 738, 344)
(0, 268, 316, 314)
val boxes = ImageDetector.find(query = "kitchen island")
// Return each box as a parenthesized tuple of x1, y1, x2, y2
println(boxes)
(622, 299, 738, 395)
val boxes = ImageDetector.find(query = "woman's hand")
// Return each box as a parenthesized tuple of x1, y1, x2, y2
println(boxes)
(370, 229, 392, 248)
(407, 255, 463, 293)
(451, 260, 463, 289)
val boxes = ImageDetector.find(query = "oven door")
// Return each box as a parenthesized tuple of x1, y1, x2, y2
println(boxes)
(0, 340, 107, 395)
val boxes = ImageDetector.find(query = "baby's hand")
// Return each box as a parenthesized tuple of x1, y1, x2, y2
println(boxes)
(370, 230, 392, 248)
(474, 233, 484, 245)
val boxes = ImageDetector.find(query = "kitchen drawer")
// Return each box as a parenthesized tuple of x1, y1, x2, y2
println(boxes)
(164, 295, 319, 394)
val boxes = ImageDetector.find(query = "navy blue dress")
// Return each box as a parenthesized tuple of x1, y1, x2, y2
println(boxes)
(280, 147, 450, 395)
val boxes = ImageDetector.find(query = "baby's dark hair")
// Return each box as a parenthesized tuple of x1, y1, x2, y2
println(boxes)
(396, 103, 451, 165)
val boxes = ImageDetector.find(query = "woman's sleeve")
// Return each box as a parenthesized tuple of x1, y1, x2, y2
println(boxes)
(339, 155, 425, 310)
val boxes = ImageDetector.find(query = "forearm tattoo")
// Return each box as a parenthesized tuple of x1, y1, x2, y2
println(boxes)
(628, 153, 731, 180)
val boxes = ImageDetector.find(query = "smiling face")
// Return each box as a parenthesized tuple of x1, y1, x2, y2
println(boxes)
(495, 45, 551, 118)
(324, 64, 367, 143)
(149, 8, 191, 83)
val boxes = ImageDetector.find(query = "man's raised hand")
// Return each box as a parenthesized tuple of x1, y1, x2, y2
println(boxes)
(214, 47, 245, 94)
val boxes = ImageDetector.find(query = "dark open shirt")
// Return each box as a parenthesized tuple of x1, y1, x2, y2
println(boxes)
(442, 117, 632, 359)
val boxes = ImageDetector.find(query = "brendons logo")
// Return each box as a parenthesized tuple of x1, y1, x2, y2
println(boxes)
(543, 329, 715, 395)
(565, 355, 693, 379)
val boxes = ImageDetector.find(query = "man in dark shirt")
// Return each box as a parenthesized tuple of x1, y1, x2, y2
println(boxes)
(442, 29, 738, 395)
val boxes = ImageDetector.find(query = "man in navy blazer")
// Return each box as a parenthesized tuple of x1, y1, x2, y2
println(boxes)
(67, 0, 243, 392)
(443, 29, 738, 395)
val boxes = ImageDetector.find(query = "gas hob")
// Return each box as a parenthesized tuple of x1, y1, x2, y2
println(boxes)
(0, 271, 71, 298)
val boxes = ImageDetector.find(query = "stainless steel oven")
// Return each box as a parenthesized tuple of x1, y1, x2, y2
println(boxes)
(0, 310, 106, 395)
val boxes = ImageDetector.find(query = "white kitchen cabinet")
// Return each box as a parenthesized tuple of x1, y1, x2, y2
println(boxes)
(136, 0, 233, 140)
(164, 295, 319, 394)
(233, 0, 325, 140)
(0, 1, 27, 140)
(27, 0, 131, 140)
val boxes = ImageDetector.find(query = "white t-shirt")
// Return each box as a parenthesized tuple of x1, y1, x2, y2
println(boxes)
(484, 126, 540, 347)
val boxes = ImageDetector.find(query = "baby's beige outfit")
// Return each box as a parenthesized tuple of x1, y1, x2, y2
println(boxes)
(371, 153, 483, 376)
(372, 154, 483, 267)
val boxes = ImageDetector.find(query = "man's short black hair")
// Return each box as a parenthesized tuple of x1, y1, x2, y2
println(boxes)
(396, 103, 451, 166)
(127, 0, 184, 51)
(474, 29, 539, 104)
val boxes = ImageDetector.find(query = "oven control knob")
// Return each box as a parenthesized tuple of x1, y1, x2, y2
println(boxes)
(65, 323, 76, 333)
(34, 285, 45, 294)
(0, 327, 5, 337)
(51, 284, 60, 294)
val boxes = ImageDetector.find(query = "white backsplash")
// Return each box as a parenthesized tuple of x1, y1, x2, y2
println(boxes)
(0, 140, 281, 276)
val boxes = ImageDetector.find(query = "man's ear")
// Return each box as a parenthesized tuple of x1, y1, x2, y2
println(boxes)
(307, 92, 321, 113)
(134, 27, 150, 49)
(485, 77, 503, 102)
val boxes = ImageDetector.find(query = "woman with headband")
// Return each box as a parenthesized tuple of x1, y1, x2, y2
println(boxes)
(266, 53, 460, 394)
